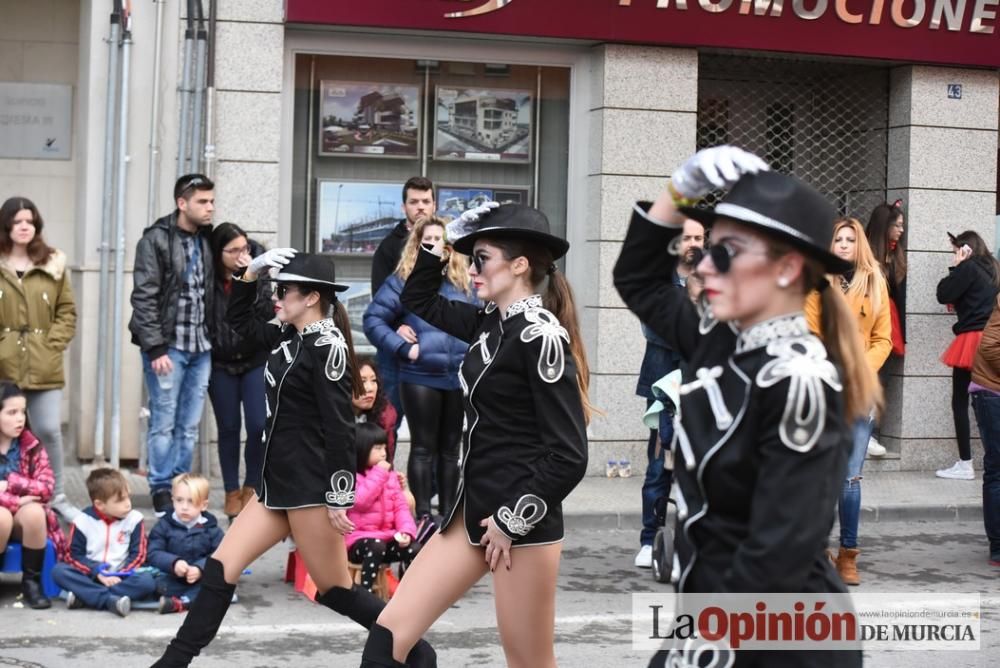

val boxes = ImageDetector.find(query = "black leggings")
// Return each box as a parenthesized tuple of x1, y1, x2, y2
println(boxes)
(399, 383, 464, 518)
(953, 367, 973, 461)
(348, 538, 421, 593)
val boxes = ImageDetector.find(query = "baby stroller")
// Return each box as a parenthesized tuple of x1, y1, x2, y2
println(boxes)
(643, 370, 681, 584)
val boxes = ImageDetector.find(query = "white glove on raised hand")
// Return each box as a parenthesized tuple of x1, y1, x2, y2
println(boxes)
(446, 201, 501, 242)
(671, 146, 770, 200)
(248, 247, 297, 276)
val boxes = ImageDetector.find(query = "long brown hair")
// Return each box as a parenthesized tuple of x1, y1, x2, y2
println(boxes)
(490, 238, 597, 423)
(0, 196, 54, 265)
(396, 217, 471, 293)
(866, 203, 906, 286)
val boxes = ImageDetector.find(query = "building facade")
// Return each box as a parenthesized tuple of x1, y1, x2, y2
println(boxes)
(1, 0, 998, 473)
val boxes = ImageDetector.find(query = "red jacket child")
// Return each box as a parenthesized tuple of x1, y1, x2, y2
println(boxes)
(345, 466, 416, 551)
(0, 429, 67, 556)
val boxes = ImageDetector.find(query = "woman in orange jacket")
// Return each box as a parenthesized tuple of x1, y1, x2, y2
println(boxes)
(805, 217, 890, 586)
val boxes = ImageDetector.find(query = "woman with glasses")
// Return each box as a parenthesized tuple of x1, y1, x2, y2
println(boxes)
(152, 250, 436, 667)
(615, 147, 879, 667)
(359, 203, 591, 668)
(206, 223, 272, 521)
(363, 217, 477, 522)
(805, 217, 891, 586)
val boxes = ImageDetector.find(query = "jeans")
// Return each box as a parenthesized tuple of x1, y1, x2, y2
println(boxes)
(207, 365, 266, 492)
(375, 348, 404, 433)
(142, 348, 212, 491)
(641, 398, 674, 546)
(24, 389, 65, 496)
(970, 392, 1000, 560)
(839, 418, 873, 549)
(52, 564, 158, 609)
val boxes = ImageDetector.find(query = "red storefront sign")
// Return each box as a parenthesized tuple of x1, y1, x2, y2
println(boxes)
(285, 0, 1000, 68)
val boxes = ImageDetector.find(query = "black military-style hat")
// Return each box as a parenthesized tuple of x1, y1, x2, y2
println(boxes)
(449, 203, 570, 260)
(680, 170, 850, 275)
(274, 252, 349, 292)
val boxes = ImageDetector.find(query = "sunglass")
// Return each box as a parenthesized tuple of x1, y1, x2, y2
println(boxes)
(467, 252, 489, 274)
(275, 284, 297, 300)
(177, 176, 208, 197)
(706, 242, 769, 274)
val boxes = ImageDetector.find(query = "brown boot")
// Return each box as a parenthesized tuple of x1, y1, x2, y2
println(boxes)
(224, 490, 242, 519)
(239, 486, 256, 509)
(835, 547, 860, 586)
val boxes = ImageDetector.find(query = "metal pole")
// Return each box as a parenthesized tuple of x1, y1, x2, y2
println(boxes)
(145, 0, 166, 226)
(189, 2, 207, 173)
(305, 56, 316, 251)
(94, 5, 122, 464)
(203, 0, 217, 178)
(110, 20, 133, 471)
(176, 2, 195, 177)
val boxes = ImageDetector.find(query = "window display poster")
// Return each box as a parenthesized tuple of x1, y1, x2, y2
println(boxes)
(434, 87, 532, 163)
(316, 180, 401, 254)
(436, 186, 529, 222)
(319, 81, 421, 158)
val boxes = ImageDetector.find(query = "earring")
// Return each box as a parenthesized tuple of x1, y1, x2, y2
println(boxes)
(777, 276, 790, 288)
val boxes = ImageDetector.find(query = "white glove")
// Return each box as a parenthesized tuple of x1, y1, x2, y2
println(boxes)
(671, 146, 770, 200)
(248, 247, 296, 276)
(446, 201, 500, 243)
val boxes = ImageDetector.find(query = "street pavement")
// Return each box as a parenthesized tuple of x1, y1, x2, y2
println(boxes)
(0, 466, 995, 666)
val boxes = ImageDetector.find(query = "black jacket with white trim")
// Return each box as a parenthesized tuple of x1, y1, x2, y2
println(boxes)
(226, 278, 356, 510)
(614, 203, 853, 600)
(401, 248, 588, 547)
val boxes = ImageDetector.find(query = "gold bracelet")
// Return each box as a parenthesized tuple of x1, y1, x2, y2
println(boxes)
(668, 181, 698, 208)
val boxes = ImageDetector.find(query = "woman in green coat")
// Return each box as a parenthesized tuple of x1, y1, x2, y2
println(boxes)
(0, 197, 78, 520)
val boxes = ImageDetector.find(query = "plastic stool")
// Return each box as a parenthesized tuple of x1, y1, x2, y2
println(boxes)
(348, 562, 390, 602)
(1, 540, 60, 598)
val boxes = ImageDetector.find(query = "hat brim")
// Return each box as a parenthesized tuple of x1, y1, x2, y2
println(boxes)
(274, 271, 350, 293)
(452, 226, 570, 260)
(680, 205, 852, 276)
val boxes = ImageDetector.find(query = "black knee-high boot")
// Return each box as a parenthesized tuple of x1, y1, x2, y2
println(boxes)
(361, 624, 408, 668)
(20, 547, 51, 610)
(150, 557, 235, 667)
(315, 586, 436, 667)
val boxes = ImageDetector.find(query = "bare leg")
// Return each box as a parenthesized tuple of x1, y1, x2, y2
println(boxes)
(0, 507, 13, 552)
(11, 502, 48, 549)
(212, 495, 291, 583)
(377, 512, 489, 661)
(492, 542, 562, 668)
(286, 506, 354, 592)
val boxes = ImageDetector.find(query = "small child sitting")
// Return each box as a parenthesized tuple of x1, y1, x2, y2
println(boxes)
(346, 423, 420, 593)
(52, 468, 156, 616)
(147, 473, 224, 613)
(0, 381, 67, 610)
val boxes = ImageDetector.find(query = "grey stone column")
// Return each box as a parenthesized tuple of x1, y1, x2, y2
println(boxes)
(583, 44, 698, 475)
(882, 66, 998, 471)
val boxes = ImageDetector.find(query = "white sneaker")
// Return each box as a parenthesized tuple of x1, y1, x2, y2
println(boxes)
(867, 437, 887, 458)
(935, 459, 975, 480)
(634, 544, 653, 568)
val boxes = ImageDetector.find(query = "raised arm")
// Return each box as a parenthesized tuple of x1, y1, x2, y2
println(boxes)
(400, 248, 484, 343)
(227, 278, 283, 349)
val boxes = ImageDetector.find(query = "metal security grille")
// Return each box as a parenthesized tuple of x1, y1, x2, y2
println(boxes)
(697, 54, 890, 220)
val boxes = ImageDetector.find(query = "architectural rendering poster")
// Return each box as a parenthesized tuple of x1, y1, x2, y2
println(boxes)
(319, 81, 421, 158)
(436, 186, 530, 222)
(316, 180, 401, 255)
(434, 86, 533, 163)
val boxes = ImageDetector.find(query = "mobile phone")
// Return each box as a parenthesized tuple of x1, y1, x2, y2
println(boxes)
(961, 244, 973, 258)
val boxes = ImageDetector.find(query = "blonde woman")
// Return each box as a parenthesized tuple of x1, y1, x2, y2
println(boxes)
(805, 217, 891, 585)
(363, 218, 479, 521)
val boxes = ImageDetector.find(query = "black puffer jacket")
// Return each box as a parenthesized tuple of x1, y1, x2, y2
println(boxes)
(128, 213, 215, 359)
(937, 255, 1000, 335)
(209, 239, 274, 375)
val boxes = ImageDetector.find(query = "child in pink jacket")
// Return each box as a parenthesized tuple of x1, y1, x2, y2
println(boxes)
(346, 423, 419, 592)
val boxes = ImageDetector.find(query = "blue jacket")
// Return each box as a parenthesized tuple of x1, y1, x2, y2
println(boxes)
(363, 273, 478, 391)
(635, 271, 686, 399)
(146, 512, 225, 575)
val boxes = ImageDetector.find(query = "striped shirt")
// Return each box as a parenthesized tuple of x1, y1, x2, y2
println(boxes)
(174, 232, 212, 353)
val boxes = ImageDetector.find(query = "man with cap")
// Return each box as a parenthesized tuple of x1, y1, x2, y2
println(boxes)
(615, 146, 879, 666)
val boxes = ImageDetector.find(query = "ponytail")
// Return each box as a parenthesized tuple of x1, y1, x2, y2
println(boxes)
(544, 269, 598, 424)
(808, 265, 884, 421)
(331, 297, 363, 397)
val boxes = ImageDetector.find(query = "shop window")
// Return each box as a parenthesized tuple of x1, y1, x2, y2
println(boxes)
(291, 55, 571, 352)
